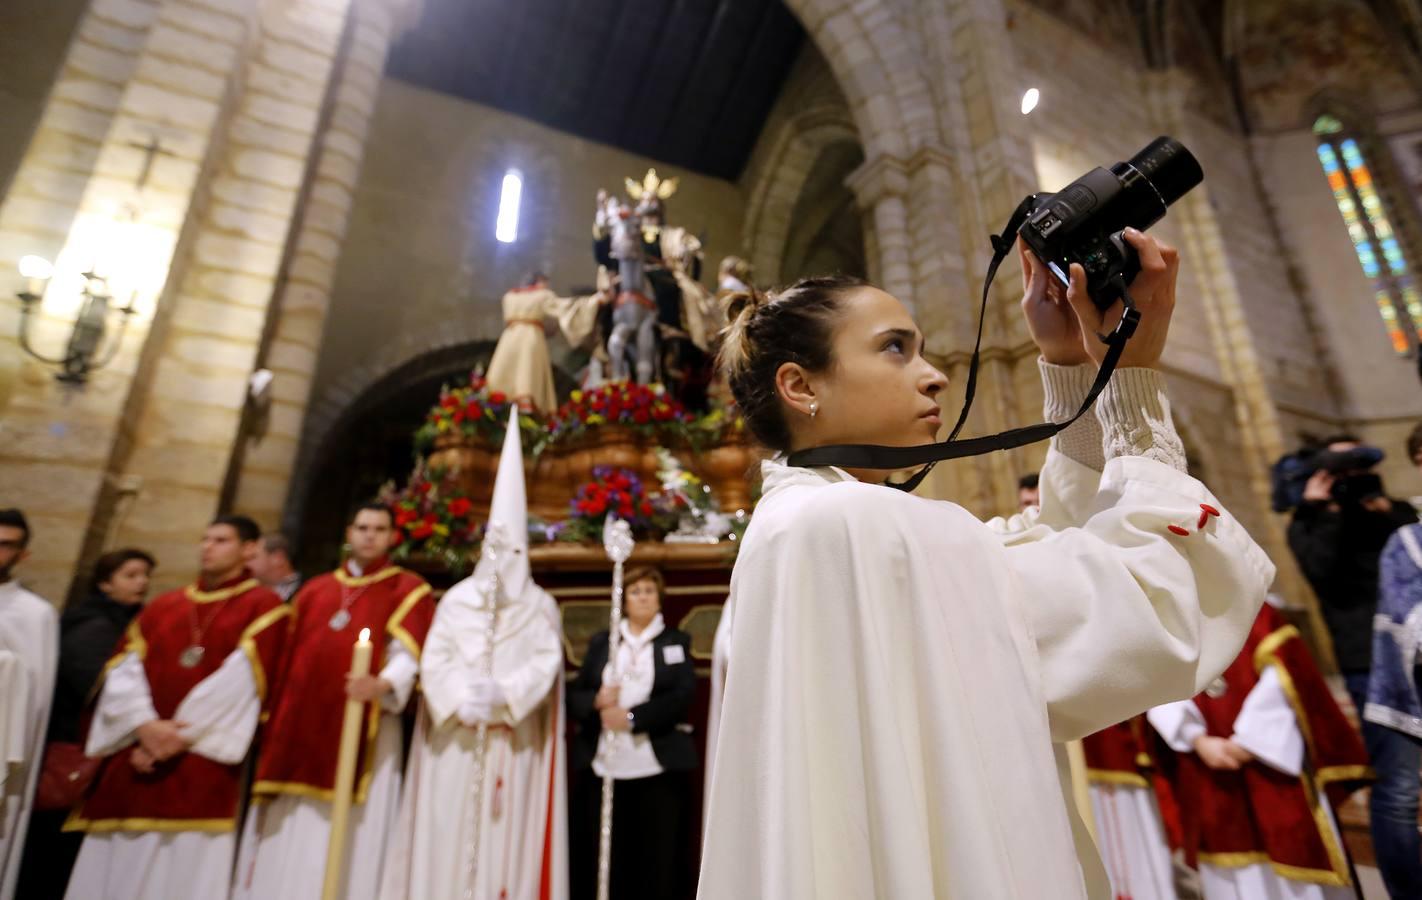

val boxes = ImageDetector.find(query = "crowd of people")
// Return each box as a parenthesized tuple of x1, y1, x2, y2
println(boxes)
(1055, 423, 1422, 900)
(0, 414, 701, 900)
(2, 225, 1421, 900)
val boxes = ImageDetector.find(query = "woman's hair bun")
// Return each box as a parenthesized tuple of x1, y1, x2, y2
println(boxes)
(722, 287, 768, 325)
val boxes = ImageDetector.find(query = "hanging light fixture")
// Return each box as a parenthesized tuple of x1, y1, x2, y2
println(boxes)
(13, 255, 137, 383)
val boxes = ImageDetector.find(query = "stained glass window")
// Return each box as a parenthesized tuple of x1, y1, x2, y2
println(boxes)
(1314, 115, 1419, 354)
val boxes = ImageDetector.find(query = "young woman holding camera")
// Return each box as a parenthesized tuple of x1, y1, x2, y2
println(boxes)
(697, 230, 1275, 899)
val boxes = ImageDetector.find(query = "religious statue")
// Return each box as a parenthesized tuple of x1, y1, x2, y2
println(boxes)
(593, 169, 678, 386)
(483, 272, 605, 413)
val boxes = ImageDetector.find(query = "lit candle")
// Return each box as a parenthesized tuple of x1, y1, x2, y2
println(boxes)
(321, 627, 373, 900)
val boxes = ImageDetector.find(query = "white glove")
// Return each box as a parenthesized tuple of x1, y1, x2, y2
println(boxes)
(455, 678, 505, 726)
(467, 677, 505, 708)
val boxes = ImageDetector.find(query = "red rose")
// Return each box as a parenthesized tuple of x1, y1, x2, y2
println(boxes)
(469, 404, 483, 420)
(395, 507, 418, 527)
(640, 500, 654, 516)
(633, 409, 649, 424)
(411, 519, 435, 540)
(447, 497, 472, 518)
(619, 501, 634, 518)
(416, 481, 433, 495)
(489, 391, 507, 405)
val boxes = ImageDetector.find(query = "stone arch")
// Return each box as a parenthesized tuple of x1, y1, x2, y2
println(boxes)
(782, 0, 940, 161)
(742, 106, 861, 284)
(285, 316, 500, 535)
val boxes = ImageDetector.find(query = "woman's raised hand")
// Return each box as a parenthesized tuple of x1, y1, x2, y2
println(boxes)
(1063, 228, 1179, 369)
(1020, 240, 1090, 367)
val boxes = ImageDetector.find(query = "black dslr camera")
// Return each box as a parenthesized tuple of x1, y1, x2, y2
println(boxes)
(1018, 136, 1203, 309)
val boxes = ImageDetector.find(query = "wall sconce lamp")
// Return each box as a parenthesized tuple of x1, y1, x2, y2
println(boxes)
(15, 255, 136, 383)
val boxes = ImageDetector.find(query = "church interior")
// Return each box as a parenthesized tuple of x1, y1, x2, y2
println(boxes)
(5, 0, 1422, 898)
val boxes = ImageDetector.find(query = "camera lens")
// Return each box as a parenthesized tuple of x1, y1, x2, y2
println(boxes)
(1128, 137, 1203, 207)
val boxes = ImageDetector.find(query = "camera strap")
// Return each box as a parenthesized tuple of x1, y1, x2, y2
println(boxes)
(787, 198, 1141, 492)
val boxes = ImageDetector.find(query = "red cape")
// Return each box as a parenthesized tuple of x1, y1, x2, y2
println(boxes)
(253, 561, 433, 802)
(1171, 604, 1371, 886)
(1083, 715, 1184, 850)
(68, 574, 288, 832)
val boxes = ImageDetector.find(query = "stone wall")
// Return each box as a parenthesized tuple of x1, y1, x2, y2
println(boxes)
(0, 0, 390, 601)
(0, 0, 91, 195)
(295, 78, 748, 480)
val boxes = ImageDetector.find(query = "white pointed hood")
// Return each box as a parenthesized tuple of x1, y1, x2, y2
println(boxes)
(472, 408, 532, 602)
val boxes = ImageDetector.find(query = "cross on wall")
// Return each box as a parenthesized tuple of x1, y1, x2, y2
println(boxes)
(126, 135, 179, 191)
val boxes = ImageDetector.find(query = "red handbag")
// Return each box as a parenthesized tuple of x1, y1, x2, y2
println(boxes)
(35, 741, 100, 811)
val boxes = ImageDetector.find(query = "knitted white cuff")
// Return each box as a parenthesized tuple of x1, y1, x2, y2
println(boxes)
(1094, 368, 1188, 472)
(1039, 359, 1105, 472)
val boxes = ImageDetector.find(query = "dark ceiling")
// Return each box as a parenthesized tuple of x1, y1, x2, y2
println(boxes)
(386, 0, 806, 181)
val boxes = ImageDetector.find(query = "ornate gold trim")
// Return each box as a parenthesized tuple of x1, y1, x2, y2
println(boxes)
(677, 603, 726, 661)
(388, 582, 432, 661)
(63, 812, 235, 834)
(239, 605, 292, 702)
(1086, 769, 1150, 788)
(101, 620, 147, 679)
(334, 565, 404, 589)
(186, 578, 260, 604)
(1198, 850, 1351, 887)
(1252, 625, 1301, 676)
(1317, 764, 1374, 785)
(1254, 636, 1355, 885)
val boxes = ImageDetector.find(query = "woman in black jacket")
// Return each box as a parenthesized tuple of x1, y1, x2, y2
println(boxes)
(568, 566, 696, 900)
(16, 548, 154, 898)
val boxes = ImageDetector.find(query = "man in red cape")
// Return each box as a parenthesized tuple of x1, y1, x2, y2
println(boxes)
(1081, 716, 1180, 899)
(63, 516, 289, 900)
(1148, 602, 1372, 898)
(235, 502, 433, 900)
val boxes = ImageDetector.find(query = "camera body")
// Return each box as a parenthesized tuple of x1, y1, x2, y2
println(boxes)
(1017, 137, 1203, 309)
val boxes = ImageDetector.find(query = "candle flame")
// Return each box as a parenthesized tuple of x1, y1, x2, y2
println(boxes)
(358, 627, 371, 642)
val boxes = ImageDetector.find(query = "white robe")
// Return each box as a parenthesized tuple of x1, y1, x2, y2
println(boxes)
(697, 448, 1274, 899)
(1087, 781, 1174, 900)
(0, 581, 57, 900)
(65, 648, 262, 900)
(702, 601, 732, 824)
(232, 642, 419, 900)
(379, 583, 567, 900)
(1148, 671, 1353, 900)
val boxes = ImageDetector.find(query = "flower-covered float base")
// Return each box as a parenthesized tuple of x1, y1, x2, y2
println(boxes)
(384, 374, 762, 571)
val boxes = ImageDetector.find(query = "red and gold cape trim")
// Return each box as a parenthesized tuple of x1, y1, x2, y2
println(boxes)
(1251, 624, 1374, 887)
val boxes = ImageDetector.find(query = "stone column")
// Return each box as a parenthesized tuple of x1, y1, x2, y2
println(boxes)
(0, 0, 262, 601)
(224, 0, 402, 532)
(1144, 69, 1334, 666)
(100, 0, 362, 593)
(846, 153, 916, 308)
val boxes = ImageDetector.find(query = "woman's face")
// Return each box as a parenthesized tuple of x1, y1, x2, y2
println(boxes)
(101, 559, 152, 606)
(785, 287, 948, 455)
(625, 577, 661, 629)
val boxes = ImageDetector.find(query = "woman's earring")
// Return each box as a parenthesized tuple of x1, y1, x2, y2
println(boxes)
(809, 402, 818, 419)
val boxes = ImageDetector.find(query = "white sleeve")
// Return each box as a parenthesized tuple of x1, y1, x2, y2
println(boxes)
(1147, 699, 1207, 753)
(86, 653, 158, 756)
(0, 653, 31, 789)
(420, 603, 472, 729)
(495, 617, 562, 725)
(379, 641, 419, 713)
(1002, 453, 1275, 741)
(1231, 666, 1305, 777)
(173, 648, 261, 765)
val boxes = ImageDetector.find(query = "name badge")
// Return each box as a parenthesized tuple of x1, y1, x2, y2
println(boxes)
(662, 644, 685, 665)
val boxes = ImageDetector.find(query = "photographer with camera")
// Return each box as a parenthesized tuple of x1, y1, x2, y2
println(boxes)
(698, 139, 1274, 900)
(1282, 435, 1419, 897)
(1286, 437, 1418, 701)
